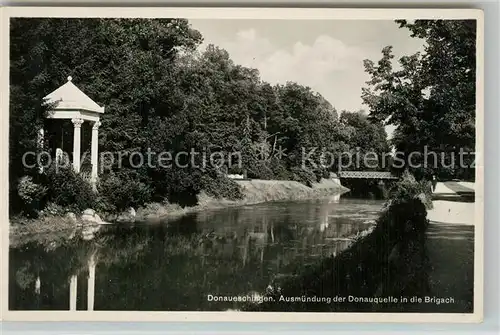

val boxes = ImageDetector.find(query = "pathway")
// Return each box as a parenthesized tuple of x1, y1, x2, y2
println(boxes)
(427, 182, 475, 225)
(422, 181, 475, 313)
(443, 181, 475, 194)
(423, 223, 474, 313)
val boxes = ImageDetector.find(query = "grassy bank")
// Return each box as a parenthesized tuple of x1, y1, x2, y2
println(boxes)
(245, 197, 430, 312)
(236, 178, 348, 203)
(9, 215, 78, 248)
(10, 178, 348, 246)
(120, 178, 348, 222)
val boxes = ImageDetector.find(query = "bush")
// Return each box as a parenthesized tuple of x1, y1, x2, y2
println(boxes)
(16, 175, 48, 216)
(389, 170, 433, 209)
(200, 172, 243, 200)
(377, 197, 429, 240)
(290, 167, 317, 187)
(246, 160, 275, 180)
(268, 157, 293, 180)
(40, 202, 66, 217)
(42, 165, 96, 213)
(98, 172, 153, 212)
(312, 167, 330, 182)
(149, 167, 202, 206)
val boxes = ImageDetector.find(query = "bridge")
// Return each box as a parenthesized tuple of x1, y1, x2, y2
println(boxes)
(337, 171, 399, 180)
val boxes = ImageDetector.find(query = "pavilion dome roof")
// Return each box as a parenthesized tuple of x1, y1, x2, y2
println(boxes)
(43, 76, 104, 114)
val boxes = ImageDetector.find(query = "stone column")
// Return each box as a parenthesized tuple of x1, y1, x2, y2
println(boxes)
(91, 120, 101, 189)
(71, 118, 84, 173)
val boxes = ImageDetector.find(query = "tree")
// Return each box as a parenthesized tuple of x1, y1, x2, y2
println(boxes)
(362, 20, 476, 180)
(9, 18, 203, 212)
(339, 110, 389, 171)
(11, 18, 397, 215)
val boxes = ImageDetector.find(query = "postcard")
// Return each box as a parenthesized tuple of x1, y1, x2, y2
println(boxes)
(1, 6, 484, 323)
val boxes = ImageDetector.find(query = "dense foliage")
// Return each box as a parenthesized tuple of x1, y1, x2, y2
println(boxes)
(9, 18, 391, 216)
(42, 165, 97, 213)
(388, 170, 434, 209)
(10, 18, 475, 216)
(16, 176, 47, 217)
(362, 20, 476, 180)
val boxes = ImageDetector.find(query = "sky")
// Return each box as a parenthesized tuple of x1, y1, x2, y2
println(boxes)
(189, 19, 426, 139)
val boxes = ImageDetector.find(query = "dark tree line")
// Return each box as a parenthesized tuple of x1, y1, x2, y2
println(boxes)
(362, 20, 477, 180)
(10, 18, 475, 216)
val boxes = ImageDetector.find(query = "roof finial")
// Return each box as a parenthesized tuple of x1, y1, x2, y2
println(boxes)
(67, 76, 73, 82)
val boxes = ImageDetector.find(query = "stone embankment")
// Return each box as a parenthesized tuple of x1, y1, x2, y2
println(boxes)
(10, 178, 348, 246)
(234, 178, 348, 205)
(103, 178, 348, 223)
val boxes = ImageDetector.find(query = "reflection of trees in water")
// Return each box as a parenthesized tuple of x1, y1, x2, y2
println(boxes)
(9, 231, 151, 311)
(191, 200, 375, 283)
(248, 199, 433, 313)
(10, 239, 95, 310)
(10, 199, 381, 311)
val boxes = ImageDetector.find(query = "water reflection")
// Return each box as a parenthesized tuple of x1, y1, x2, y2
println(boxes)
(9, 197, 383, 311)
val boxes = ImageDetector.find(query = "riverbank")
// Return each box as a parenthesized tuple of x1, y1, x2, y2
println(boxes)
(9, 196, 383, 311)
(120, 178, 348, 222)
(9, 178, 348, 246)
(246, 181, 476, 312)
(9, 215, 79, 248)
(246, 197, 430, 312)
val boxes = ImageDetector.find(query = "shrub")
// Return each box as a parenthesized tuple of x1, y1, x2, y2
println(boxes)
(15, 262, 36, 290)
(246, 160, 274, 180)
(199, 172, 243, 200)
(149, 167, 202, 206)
(377, 197, 429, 241)
(98, 172, 153, 212)
(94, 193, 117, 214)
(16, 176, 48, 216)
(268, 157, 292, 180)
(42, 164, 96, 213)
(312, 167, 330, 182)
(388, 170, 433, 209)
(40, 202, 66, 217)
(290, 167, 317, 187)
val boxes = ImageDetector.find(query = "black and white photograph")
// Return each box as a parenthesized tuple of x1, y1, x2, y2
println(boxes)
(1, 7, 483, 322)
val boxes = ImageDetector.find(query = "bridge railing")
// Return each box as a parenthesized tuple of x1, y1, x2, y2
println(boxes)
(337, 171, 399, 179)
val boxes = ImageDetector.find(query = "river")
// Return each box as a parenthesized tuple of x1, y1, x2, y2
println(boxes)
(9, 195, 385, 311)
